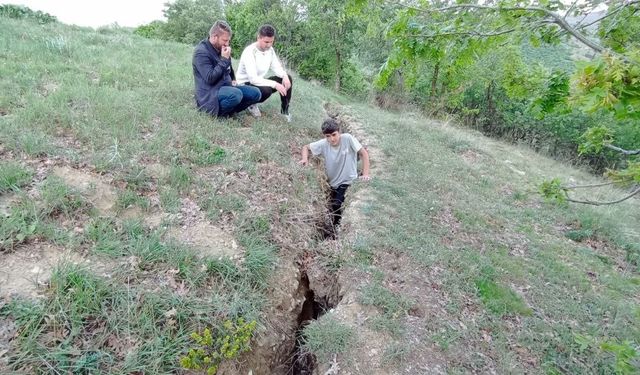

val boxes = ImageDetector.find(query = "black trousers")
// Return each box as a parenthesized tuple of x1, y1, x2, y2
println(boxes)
(248, 74, 292, 115)
(329, 184, 349, 226)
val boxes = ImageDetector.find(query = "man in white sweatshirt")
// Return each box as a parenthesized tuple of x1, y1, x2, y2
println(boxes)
(236, 24, 293, 122)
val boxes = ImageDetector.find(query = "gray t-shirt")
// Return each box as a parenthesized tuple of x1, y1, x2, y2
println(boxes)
(309, 133, 362, 188)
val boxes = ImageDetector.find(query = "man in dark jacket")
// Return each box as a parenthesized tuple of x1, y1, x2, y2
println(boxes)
(192, 20, 261, 116)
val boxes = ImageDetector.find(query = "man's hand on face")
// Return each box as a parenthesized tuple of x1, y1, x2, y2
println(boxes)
(221, 46, 231, 59)
(275, 83, 287, 96)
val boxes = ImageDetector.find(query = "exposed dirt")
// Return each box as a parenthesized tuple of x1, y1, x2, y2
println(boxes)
(0, 193, 19, 218)
(0, 242, 101, 299)
(460, 149, 483, 165)
(168, 221, 241, 259)
(52, 166, 117, 214)
(165, 197, 243, 260)
(0, 311, 17, 369)
(53, 164, 243, 260)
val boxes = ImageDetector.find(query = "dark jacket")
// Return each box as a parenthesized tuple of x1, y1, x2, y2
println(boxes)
(192, 38, 234, 115)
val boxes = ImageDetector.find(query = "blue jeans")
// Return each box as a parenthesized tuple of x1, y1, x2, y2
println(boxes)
(218, 85, 261, 116)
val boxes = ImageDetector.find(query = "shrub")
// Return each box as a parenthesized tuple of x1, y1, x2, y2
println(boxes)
(0, 4, 57, 24)
(134, 20, 165, 39)
(180, 318, 257, 374)
(161, 0, 225, 45)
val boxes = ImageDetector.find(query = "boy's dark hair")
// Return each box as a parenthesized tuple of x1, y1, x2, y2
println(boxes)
(321, 118, 340, 134)
(258, 24, 276, 38)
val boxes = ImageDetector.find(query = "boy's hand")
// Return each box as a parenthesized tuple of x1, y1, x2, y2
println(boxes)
(360, 174, 371, 182)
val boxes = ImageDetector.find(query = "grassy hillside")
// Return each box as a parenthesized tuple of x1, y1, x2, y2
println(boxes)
(1, 16, 639, 375)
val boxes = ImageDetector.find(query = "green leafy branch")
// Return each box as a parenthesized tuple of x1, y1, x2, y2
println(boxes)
(540, 176, 640, 206)
(572, 334, 639, 375)
(539, 125, 640, 206)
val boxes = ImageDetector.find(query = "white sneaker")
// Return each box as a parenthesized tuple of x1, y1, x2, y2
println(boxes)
(247, 105, 261, 117)
(283, 113, 291, 122)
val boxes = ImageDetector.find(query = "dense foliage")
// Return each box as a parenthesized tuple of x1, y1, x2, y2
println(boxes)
(134, 0, 370, 97)
(355, 0, 639, 199)
(0, 4, 57, 24)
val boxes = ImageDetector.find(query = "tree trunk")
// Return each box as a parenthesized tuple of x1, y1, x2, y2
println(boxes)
(334, 47, 342, 92)
(485, 80, 495, 133)
(430, 62, 440, 98)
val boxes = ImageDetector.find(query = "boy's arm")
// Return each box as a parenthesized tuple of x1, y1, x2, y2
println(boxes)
(358, 147, 370, 181)
(299, 144, 310, 166)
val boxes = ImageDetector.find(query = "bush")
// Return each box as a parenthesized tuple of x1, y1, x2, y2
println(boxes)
(160, 0, 225, 45)
(0, 4, 57, 24)
(340, 59, 370, 99)
(134, 20, 165, 39)
(225, 0, 301, 63)
(180, 318, 257, 374)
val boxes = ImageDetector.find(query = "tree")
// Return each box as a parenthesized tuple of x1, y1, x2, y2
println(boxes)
(360, 0, 639, 205)
(161, 0, 225, 45)
(298, 0, 364, 91)
(225, 0, 302, 63)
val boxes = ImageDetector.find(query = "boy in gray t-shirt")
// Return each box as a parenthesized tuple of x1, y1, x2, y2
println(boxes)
(299, 118, 370, 228)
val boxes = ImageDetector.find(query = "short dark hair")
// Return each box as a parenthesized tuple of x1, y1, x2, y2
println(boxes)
(258, 24, 276, 38)
(210, 20, 232, 37)
(321, 118, 340, 134)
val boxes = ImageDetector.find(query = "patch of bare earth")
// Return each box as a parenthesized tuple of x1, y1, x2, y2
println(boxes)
(0, 314, 17, 371)
(161, 193, 243, 260)
(52, 166, 117, 214)
(54, 161, 244, 261)
(460, 149, 483, 165)
(1, 164, 118, 301)
(164, 150, 328, 374)
(0, 242, 103, 299)
(0, 193, 19, 218)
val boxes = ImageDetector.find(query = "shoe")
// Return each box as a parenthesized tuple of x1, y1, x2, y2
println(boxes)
(247, 105, 261, 117)
(282, 113, 291, 122)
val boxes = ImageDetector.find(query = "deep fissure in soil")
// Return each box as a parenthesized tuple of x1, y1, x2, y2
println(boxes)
(289, 270, 334, 375)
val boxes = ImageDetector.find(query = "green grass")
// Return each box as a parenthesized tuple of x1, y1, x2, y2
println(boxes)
(475, 278, 533, 317)
(0, 162, 33, 192)
(360, 282, 413, 318)
(116, 188, 150, 211)
(165, 165, 193, 192)
(185, 133, 226, 166)
(0, 12, 338, 373)
(340, 101, 640, 373)
(40, 176, 93, 218)
(0, 197, 42, 251)
(2, 12, 640, 375)
(302, 315, 355, 362)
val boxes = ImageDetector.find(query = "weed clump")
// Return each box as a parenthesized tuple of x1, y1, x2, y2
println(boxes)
(0, 162, 33, 193)
(475, 266, 533, 317)
(180, 318, 257, 374)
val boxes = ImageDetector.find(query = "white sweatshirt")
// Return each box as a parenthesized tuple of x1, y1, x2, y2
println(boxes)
(236, 42, 287, 89)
